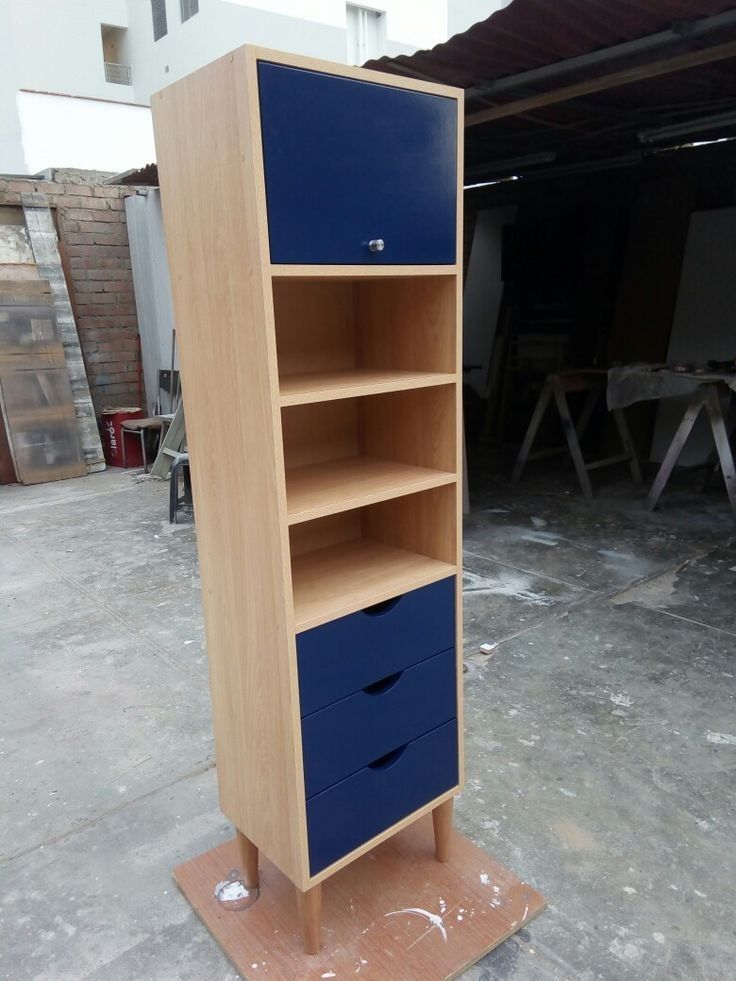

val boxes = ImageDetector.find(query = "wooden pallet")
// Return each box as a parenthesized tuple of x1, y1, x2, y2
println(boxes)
(174, 815, 546, 980)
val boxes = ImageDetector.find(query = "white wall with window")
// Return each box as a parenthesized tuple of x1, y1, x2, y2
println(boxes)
(0, 0, 455, 173)
(346, 5, 385, 65)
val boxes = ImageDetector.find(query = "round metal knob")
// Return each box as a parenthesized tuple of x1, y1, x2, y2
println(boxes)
(368, 238, 385, 253)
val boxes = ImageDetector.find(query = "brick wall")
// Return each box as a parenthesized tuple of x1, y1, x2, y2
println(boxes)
(0, 175, 144, 415)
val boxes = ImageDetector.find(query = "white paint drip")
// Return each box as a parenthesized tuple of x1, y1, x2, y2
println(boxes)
(321, 973, 336, 979)
(520, 530, 560, 547)
(214, 880, 249, 902)
(463, 568, 556, 606)
(559, 787, 577, 798)
(384, 908, 448, 942)
(608, 937, 644, 962)
(706, 730, 736, 745)
(653, 932, 665, 944)
(623, 886, 637, 895)
(518, 734, 540, 747)
(480, 872, 490, 885)
(610, 693, 633, 708)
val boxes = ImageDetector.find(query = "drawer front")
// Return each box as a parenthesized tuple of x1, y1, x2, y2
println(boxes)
(302, 648, 456, 798)
(307, 719, 458, 875)
(258, 61, 457, 265)
(297, 576, 455, 717)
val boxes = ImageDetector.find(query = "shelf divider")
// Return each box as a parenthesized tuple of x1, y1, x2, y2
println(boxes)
(270, 264, 459, 279)
(286, 457, 456, 524)
(279, 369, 456, 406)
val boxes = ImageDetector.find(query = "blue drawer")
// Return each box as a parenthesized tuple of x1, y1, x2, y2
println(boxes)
(302, 648, 456, 798)
(297, 577, 455, 717)
(307, 719, 458, 874)
(258, 61, 457, 265)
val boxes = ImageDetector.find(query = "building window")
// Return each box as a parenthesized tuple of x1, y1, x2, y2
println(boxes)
(101, 25, 132, 85)
(151, 0, 167, 41)
(180, 0, 198, 22)
(346, 4, 384, 65)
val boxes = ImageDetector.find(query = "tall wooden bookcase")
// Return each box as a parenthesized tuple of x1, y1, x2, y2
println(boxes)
(153, 46, 464, 954)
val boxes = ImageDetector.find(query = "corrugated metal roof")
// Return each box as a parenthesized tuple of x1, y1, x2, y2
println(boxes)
(106, 163, 159, 186)
(365, 1, 736, 177)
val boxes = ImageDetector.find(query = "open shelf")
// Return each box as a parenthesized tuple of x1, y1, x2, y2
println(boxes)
(286, 457, 456, 524)
(273, 277, 457, 395)
(291, 539, 456, 631)
(289, 485, 457, 631)
(279, 369, 456, 406)
(281, 386, 456, 525)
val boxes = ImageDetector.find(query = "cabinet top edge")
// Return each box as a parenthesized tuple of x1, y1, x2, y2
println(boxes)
(250, 45, 464, 103)
(153, 45, 464, 108)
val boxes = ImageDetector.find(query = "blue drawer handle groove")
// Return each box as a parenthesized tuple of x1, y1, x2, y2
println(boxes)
(362, 596, 401, 617)
(363, 671, 403, 695)
(368, 745, 408, 771)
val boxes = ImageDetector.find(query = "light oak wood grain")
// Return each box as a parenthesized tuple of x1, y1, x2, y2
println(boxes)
(356, 276, 457, 373)
(279, 369, 456, 405)
(271, 264, 460, 279)
(153, 47, 308, 887)
(291, 537, 457, 632)
(273, 279, 355, 377)
(286, 456, 456, 524)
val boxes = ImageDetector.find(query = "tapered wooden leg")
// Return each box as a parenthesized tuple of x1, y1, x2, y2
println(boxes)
(236, 830, 259, 889)
(433, 798, 454, 863)
(296, 883, 322, 955)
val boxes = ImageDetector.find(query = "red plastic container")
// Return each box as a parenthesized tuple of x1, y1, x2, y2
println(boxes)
(101, 407, 144, 468)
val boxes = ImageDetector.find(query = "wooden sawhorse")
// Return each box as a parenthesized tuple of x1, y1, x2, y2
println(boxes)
(512, 370, 642, 499)
(645, 381, 736, 514)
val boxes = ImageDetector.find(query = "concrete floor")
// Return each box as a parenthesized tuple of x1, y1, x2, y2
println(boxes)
(1, 465, 735, 980)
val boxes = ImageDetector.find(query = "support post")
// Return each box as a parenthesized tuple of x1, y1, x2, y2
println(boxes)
(433, 798, 454, 863)
(645, 390, 705, 510)
(236, 830, 259, 889)
(296, 883, 322, 955)
(704, 385, 736, 513)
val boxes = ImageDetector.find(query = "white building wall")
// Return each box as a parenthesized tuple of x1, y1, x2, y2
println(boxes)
(448, 0, 510, 37)
(0, 0, 452, 174)
(17, 93, 156, 176)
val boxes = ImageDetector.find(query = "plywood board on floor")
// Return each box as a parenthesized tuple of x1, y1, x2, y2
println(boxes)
(174, 815, 546, 980)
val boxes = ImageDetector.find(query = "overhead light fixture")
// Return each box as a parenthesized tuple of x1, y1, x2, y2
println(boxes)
(639, 109, 736, 144)
(464, 151, 556, 182)
(463, 175, 520, 190)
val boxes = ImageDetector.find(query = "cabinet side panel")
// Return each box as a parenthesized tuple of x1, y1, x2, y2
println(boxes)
(152, 51, 305, 883)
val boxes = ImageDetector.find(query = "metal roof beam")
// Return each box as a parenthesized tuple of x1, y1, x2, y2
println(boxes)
(468, 7, 736, 101)
(466, 38, 736, 127)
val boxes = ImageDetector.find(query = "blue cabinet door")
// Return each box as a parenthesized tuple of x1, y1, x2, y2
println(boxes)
(258, 61, 457, 265)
